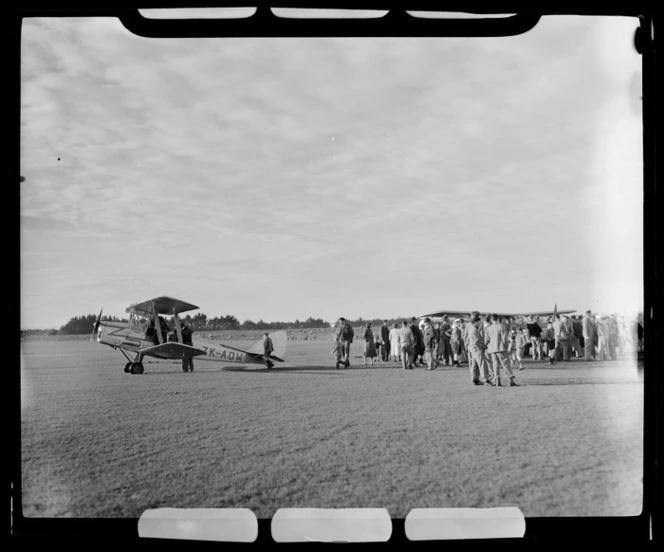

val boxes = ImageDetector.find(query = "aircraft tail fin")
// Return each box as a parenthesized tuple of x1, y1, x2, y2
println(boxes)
(248, 330, 288, 361)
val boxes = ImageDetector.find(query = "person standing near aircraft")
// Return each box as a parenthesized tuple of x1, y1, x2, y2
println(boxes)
(592, 314, 600, 357)
(380, 320, 391, 362)
(362, 322, 377, 366)
(433, 322, 443, 367)
(467, 315, 492, 385)
(336, 317, 354, 368)
(514, 327, 528, 370)
(469, 311, 490, 373)
(438, 315, 452, 366)
(582, 311, 596, 360)
(180, 321, 194, 372)
(506, 327, 517, 368)
(526, 316, 543, 361)
(374, 335, 383, 362)
(553, 314, 572, 361)
(462, 317, 471, 365)
(450, 319, 464, 367)
(389, 323, 400, 362)
(596, 316, 612, 361)
(481, 315, 493, 369)
(398, 320, 416, 370)
(608, 314, 620, 360)
(485, 314, 519, 386)
(541, 321, 557, 365)
(332, 338, 344, 369)
(263, 332, 275, 369)
(158, 316, 170, 343)
(421, 318, 438, 371)
(410, 317, 424, 367)
(571, 315, 584, 358)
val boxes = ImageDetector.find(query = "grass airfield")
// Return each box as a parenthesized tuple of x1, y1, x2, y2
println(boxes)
(19, 336, 643, 519)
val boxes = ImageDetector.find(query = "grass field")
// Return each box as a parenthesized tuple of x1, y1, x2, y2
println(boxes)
(19, 337, 644, 519)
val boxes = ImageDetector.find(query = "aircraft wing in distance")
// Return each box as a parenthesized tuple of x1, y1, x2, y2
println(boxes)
(419, 306, 576, 321)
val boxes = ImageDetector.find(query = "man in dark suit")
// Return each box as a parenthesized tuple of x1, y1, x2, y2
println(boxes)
(526, 316, 542, 361)
(335, 317, 354, 368)
(263, 332, 275, 370)
(380, 320, 391, 362)
(180, 321, 194, 372)
(438, 316, 453, 365)
(410, 317, 424, 367)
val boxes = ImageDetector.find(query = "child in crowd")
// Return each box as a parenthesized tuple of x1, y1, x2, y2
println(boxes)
(507, 329, 517, 367)
(331, 339, 345, 369)
(514, 327, 528, 370)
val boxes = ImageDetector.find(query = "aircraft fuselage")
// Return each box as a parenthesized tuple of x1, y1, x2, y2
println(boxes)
(96, 322, 151, 351)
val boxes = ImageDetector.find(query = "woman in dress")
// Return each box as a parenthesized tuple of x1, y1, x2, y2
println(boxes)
(541, 322, 557, 365)
(389, 323, 401, 362)
(363, 322, 377, 366)
(450, 319, 464, 366)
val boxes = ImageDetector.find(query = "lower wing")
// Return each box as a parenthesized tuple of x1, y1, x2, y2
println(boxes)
(138, 342, 208, 360)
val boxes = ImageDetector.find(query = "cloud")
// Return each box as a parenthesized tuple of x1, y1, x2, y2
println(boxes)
(19, 16, 644, 328)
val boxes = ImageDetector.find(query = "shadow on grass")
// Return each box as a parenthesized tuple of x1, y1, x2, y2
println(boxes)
(521, 379, 643, 386)
(511, 360, 641, 370)
(136, 364, 405, 375)
(219, 364, 411, 375)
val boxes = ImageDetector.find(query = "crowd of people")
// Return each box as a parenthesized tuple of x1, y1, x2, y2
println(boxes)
(332, 311, 644, 387)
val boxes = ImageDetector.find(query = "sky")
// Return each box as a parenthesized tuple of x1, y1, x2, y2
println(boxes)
(20, 12, 644, 329)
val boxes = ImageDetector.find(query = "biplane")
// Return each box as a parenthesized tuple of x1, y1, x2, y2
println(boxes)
(418, 304, 576, 324)
(91, 296, 287, 374)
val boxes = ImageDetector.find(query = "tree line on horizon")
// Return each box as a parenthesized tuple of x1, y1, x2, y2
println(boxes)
(22, 313, 416, 336)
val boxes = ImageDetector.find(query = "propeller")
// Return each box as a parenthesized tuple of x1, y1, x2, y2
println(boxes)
(91, 308, 103, 342)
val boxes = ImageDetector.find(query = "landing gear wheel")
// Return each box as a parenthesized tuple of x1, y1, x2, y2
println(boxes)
(124, 362, 132, 373)
(130, 362, 144, 375)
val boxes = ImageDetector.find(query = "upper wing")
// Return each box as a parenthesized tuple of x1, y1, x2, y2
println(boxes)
(138, 342, 207, 360)
(126, 296, 199, 315)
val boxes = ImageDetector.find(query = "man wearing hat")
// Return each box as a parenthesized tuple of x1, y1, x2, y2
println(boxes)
(263, 332, 275, 370)
(596, 315, 612, 361)
(467, 314, 492, 385)
(450, 318, 464, 366)
(438, 315, 452, 366)
(582, 310, 596, 361)
(380, 320, 391, 362)
(335, 317, 354, 368)
(421, 317, 438, 371)
(180, 321, 195, 372)
(397, 320, 416, 369)
(484, 314, 519, 386)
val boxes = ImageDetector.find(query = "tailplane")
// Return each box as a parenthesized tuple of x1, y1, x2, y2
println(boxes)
(248, 330, 288, 361)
